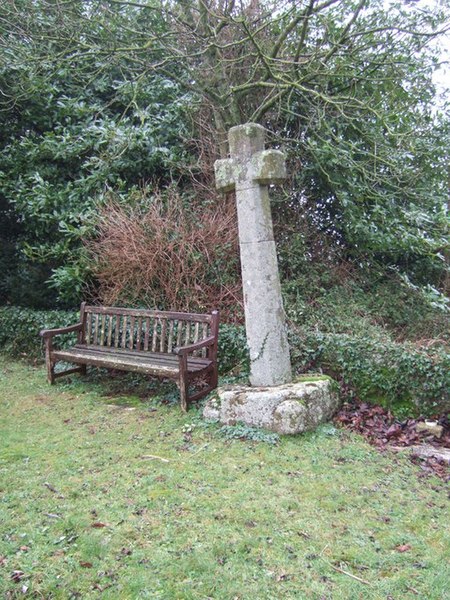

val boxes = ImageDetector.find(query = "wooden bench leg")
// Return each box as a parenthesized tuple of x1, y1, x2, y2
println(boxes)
(178, 355, 189, 412)
(179, 383, 188, 412)
(44, 339, 55, 385)
(211, 362, 218, 390)
(47, 361, 56, 385)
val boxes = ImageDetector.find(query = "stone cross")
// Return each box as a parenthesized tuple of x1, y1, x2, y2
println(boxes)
(215, 123, 292, 387)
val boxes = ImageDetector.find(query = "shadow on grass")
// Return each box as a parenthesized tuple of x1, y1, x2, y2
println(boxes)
(60, 366, 181, 408)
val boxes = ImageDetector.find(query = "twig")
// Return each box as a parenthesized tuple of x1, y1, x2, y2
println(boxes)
(184, 443, 209, 459)
(406, 586, 420, 595)
(140, 454, 171, 463)
(44, 482, 65, 498)
(327, 563, 371, 585)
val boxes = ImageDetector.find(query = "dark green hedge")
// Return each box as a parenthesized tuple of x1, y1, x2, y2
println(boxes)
(290, 329, 449, 416)
(0, 306, 79, 360)
(1, 306, 447, 415)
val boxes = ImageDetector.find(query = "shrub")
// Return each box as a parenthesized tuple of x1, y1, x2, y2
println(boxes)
(0, 306, 78, 360)
(85, 189, 243, 321)
(290, 327, 449, 416)
(217, 323, 249, 376)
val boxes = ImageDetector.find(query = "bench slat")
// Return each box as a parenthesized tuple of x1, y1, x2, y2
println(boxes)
(93, 314, 99, 345)
(53, 346, 211, 376)
(160, 319, 167, 353)
(136, 317, 142, 350)
(167, 320, 174, 353)
(107, 315, 113, 346)
(151, 318, 158, 352)
(143, 317, 150, 351)
(72, 344, 211, 366)
(86, 313, 92, 345)
(129, 316, 135, 350)
(121, 315, 127, 348)
(176, 321, 183, 347)
(113, 314, 119, 348)
(85, 305, 213, 323)
(100, 315, 106, 346)
(202, 323, 208, 357)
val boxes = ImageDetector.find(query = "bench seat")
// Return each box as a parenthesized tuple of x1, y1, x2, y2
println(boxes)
(53, 345, 213, 377)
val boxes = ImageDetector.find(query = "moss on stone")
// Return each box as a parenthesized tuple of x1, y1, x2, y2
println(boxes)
(293, 374, 332, 383)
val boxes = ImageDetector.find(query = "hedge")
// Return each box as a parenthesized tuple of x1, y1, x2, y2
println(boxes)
(289, 329, 449, 416)
(1, 306, 448, 415)
(0, 306, 79, 360)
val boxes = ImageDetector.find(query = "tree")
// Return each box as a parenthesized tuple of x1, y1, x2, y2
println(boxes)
(1, 0, 449, 307)
(0, 0, 191, 306)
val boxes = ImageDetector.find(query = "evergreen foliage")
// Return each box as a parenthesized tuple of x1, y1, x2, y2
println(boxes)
(1, 0, 448, 307)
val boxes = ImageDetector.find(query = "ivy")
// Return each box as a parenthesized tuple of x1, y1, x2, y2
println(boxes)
(290, 328, 449, 416)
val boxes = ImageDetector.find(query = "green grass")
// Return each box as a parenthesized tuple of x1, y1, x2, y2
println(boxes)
(0, 358, 449, 599)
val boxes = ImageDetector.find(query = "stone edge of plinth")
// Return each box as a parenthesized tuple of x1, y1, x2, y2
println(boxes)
(203, 377, 340, 435)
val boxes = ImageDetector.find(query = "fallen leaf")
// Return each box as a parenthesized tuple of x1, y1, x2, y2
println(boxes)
(395, 544, 411, 553)
(11, 570, 25, 583)
(386, 423, 402, 439)
(79, 561, 93, 568)
(93, 583, 112, 592)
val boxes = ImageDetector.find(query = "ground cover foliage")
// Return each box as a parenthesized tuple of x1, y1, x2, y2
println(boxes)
(0, 277, 448, 416)
(1, 358, 449, 599)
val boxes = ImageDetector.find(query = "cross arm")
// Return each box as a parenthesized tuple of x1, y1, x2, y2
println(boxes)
(214, 158, 236, 192)
(251, 150, 287, 185)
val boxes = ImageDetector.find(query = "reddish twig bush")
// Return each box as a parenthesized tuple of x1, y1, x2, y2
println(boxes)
(86, 189, 243, 321)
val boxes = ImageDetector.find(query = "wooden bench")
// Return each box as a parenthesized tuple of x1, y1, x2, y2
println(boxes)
(40, 303, 219, 411)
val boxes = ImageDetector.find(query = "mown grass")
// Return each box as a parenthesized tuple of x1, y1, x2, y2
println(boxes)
(0, 358, 449, 599)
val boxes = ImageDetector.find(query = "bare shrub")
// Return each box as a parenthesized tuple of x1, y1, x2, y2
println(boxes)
(86, 188, 243, 321)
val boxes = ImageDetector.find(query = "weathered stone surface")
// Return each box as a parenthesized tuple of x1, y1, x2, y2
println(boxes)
(391, 444, 450, 465)
(203, 378, 340, 434)
(410, 445, 450, 464)
(202, 397, 221, 422)
(251, 149, 287, 184)
(416, 421, 443, 438)
(214, 123, 292, 387)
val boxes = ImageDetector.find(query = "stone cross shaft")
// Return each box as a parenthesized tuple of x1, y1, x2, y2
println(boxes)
(215, 123, 292, 387)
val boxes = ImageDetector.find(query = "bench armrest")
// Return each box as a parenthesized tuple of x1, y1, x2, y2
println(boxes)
(39, 323, 83, 339)
(174, 335, 216, 357)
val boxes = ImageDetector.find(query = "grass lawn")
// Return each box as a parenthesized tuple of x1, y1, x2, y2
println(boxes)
(0, 358, 449, 599)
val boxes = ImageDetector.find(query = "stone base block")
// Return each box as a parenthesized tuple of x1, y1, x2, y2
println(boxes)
(203, 378, 340, 434)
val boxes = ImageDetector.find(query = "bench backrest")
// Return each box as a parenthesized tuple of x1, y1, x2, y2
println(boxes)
(79, 304, 219, 357)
